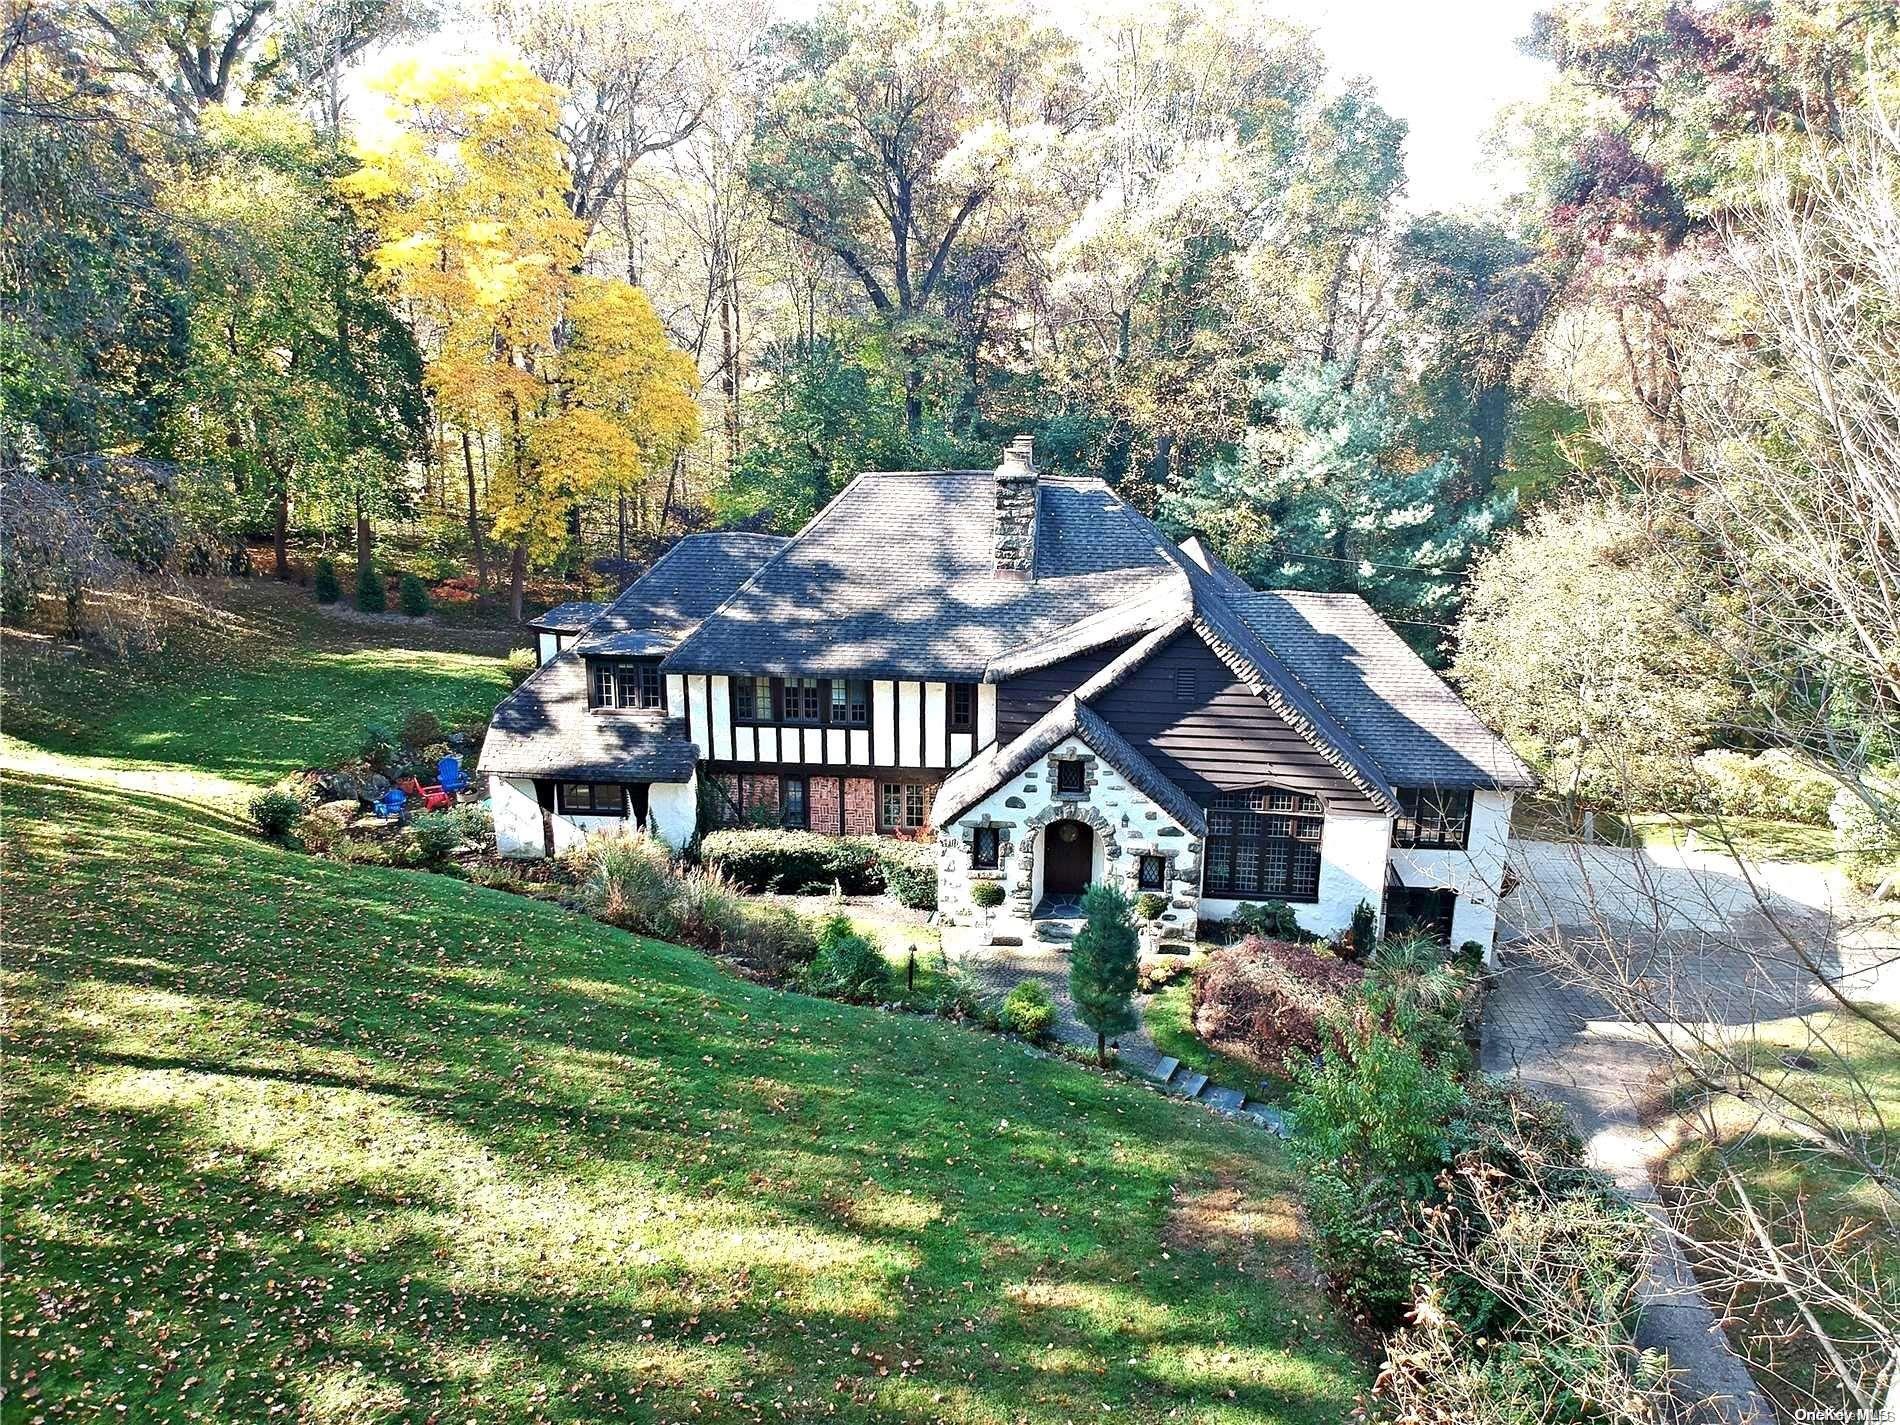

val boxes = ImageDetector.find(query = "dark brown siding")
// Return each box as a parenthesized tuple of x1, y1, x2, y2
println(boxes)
(994, 638, 1135, 742)
(1095, 633, 1378, 811)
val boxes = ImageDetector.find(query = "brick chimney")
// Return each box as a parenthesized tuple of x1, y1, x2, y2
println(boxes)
(992, 435, 1037, 581)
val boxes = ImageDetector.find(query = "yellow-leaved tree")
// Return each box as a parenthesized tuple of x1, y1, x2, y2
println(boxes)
(340, 55, 698, 618)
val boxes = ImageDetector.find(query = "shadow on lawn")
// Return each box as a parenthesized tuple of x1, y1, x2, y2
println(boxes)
(5, 774, 1361, 1423)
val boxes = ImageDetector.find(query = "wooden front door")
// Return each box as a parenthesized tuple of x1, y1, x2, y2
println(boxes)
(1043, 819, 1093, 896)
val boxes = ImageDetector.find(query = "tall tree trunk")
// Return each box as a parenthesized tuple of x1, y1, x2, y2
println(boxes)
(355, 494, 372, 572)
(461, 431, 488, 594)
(508, 540, 527, 624)
(617, 490, 628, 563)
(272, 477, 289, 580)
(721, 257, 741, 473)
(904, 365, 923, 441)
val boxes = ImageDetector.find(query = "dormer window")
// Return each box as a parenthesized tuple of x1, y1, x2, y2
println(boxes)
(590, 659, 663, 711)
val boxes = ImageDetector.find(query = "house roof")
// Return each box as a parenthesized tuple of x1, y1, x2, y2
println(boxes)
(1227, 592, 1537, 790)
(661, 472, 1186, 680)
(529, 601, 608, 634)
(476, 649, 700, 783)
(931, 695, 1208, 834)
(577, 532, 789, 657)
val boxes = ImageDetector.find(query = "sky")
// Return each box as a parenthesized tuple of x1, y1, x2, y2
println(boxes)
(347, 0, 1553, 213)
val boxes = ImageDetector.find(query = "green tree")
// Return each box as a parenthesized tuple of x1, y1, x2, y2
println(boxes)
(1069, 882, 1138, 1066)
(355, 558, 385, 613)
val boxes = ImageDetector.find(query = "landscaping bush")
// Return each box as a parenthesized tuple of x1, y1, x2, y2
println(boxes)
(503, 648, 538, 688)
(399, 572, 431, 618)
(400, 709, 444, 749)
(970, 880, 1006, 910)
(585, 833, 682, 932)
(359, 723, 399, 773)
(1831, 777, 1898, 891)
(999, 980, 1056, 1039)
(356, 560, 386, 613)
(668, 868, 745, 950)
(292, 812, 345, 855)
(1190, 937, 1365, 1073)
(249, 785, 310, 841)
(1694, 748, 1836, 824)
(1363, 933, 1475, 1069)
(927, 959, 985, 1019)
(1346, 899, 1377, 960)
(408, 810, 469, 863)
(313, 558, 340, 604)
(1229, 899, 1304, 941)
(806, 913, 890, 1002)
(1070, 882, 1139, 1063)
(1135, 891, 1167, 921)
(725, 901, 819, 980)
(876, 841, 938, 910)
(700, 828, 882, 894)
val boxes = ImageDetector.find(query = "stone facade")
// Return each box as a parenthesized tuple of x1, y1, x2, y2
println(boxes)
(992, 438, 1038, 579)
(936, 733, 1201, 938)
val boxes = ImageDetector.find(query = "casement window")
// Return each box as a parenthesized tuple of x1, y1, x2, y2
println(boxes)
(972, 826, 1000, 870)
(1202, 787, 1323, 902)
(881, 781, 927, 832)
(782, 676, 823, 723)
(733, 675, 772, 724)
(830, 678, 870, 727)
(591, 664, 616, 708)
(615, 659, 663, 711)
(559, 782, 626, 816)
(1137, 854, 1168, 892)
(1055, 759, 1085, 794)
(949, 682, 975, 731)
(780, 775, 808, 830)
(1393, 787, 1473, 851)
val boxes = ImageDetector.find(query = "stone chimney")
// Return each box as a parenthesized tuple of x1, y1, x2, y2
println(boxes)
(992, 435, 1038, 581)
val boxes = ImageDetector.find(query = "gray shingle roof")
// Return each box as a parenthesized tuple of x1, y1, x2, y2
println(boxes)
(530, 601, 608, 633)
(476, 649, 699, 782)
(577, 532, 789, 657)
(661, 473, 1185, 680)
(1227, 591, 1536, 790)
(932, 695, 1207, 834)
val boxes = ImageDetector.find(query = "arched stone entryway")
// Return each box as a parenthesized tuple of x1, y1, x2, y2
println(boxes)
(1042, 817, 1094, 897)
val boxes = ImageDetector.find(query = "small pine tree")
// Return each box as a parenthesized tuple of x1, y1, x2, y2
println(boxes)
(356, 560, 386, 613)
(398, 572, 430, 617)
(313, 558, 341, 604)
(1069, 882, 1139, 1064)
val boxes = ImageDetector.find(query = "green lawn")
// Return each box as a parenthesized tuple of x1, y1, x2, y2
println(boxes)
(1659, 1007, 1900, 1412)
(2, 592, 1363, 1423)
(1629, 812, 1839, 867)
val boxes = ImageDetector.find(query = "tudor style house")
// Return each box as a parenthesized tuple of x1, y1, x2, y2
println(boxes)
(478, 437, 1535, 952)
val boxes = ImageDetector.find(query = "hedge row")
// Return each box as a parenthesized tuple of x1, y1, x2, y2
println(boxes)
(698, 828, 938, 910)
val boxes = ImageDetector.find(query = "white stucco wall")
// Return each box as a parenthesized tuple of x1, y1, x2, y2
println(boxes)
(1388, 789, 1515, 956)
(488, 773, 700, 859)
(491, 775, 545, 858)
(1199, 807, 1392, 940)
(936, 735, 1201, 939)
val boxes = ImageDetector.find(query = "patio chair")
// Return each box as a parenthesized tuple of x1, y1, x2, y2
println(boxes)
(372, 785, 408, 819)
(396, 776, 452, 813)
(436, 754, 469, 795)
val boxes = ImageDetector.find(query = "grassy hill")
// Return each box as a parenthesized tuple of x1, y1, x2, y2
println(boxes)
(1, 588, 1364, 1424)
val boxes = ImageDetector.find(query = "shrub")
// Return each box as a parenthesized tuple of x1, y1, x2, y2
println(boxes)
(409, 810, 467, 863)
(1347, 899, 1377, 959)
(999, 980, 1056, 1039)
(806, 913, 889, 1003)
(1070, 882, 1139, 1062)
(701, 828, 882, 894)
(585, 833, 681, 932)
(1694, 748, 1836, 824)
(1190, 937, 1364, 1073)
(876, 841, 938, 910)
(313, 558, 341, 604)
(1831, 777, 1898, 891)
(249, 786, 309, 840)
(1363, 933, 1474, 1069)
(1135, 891, 1166, 921)
(669, 868, 745, 950)
(503, 648, 538, 688)
(927, 959, 986, 1019)
(398, 572, 431, 618)
(1230, 899, 1303, 941)
(970, 880, 1006, 910)
(293, 813, 345, 855)
(400, 709, 444, 749)
(355, 560, 386, 613)
(335, 837, 395, 867)
(359, 723, 399, 772)
(725, 901, 819, 980)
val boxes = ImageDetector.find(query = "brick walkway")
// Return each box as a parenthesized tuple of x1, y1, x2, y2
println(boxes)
(1483, 934, 1788, 1425)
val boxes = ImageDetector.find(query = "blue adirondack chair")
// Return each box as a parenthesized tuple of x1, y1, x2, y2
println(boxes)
(436, 754, 469, 795)
(372, 785, 408, 819)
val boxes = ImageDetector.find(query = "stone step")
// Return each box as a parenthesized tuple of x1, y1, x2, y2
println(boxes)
(1171, 1070, 1209, 1099)
(1145, 1055, 1180, 1084)
(1032, 920, 1079, 944)
(1240, 1103, 1292, 1137)
(1201, 1085, 1245, 1113)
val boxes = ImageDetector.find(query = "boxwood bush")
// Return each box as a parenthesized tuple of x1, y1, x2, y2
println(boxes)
(699, 829, 885, 894)
(970, 880, 1006, 909)
(876, 841, 938, 910)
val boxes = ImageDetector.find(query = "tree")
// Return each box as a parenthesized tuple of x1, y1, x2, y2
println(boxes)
(749, 0, 1084, 436)
(343, 57, 700, 619)
(1069, 881, 1139, 1065)
(1451, 498, 1734, 808)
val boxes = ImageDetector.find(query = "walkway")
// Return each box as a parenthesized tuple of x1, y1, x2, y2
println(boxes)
(1483, 934, 1786, 1424)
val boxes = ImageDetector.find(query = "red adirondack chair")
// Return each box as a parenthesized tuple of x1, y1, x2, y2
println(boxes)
(397, 776, 451, 813)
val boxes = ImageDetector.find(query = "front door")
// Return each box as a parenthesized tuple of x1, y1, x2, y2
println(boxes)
(1044, 819, 1093, 896)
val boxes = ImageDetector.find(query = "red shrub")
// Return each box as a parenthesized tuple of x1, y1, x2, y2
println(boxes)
(1189, 937, 1365, 1074)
